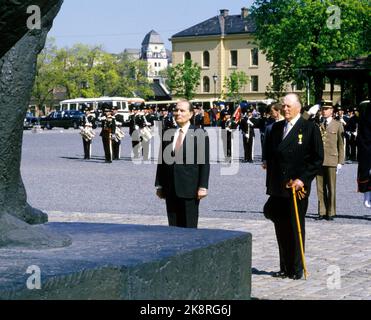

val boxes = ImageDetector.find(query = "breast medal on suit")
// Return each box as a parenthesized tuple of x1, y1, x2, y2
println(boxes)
(155, 125, 210, 228)
(316, 119, 344, 218)
(264, 116, 323, 278)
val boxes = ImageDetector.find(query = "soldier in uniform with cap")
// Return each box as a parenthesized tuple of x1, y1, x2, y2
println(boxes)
(193, 104, 204, 129)
(344, 107, 358, 162)
(128, 103, 141, 159)
(99, 103, 116, 163)
(240, 106, 256, 162)
(316, 100, 345, 220)
(112, 106, 125, 160)
(79, 104, 96, 160)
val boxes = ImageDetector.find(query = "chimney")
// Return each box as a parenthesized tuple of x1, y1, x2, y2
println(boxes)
(241, 7, 249, 19)
(219, 9, 229, 17)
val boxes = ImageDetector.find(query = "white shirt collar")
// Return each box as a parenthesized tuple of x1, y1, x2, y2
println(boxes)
(324, 116, 333, 124)
(177, 121, 191, 135)
(287, 113, 301, 127)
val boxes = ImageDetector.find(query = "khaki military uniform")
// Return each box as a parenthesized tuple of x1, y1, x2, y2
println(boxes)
(316, 118, 344, 217)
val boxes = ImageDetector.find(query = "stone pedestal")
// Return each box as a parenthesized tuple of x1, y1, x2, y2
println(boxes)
(0, 223, 252, 300)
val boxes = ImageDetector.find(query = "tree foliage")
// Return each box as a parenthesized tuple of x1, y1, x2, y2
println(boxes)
(223, 71, 249, 102)
(251, 0, 370, 102)
(32, 39, 154, 110)
(167, 59, 201, 100)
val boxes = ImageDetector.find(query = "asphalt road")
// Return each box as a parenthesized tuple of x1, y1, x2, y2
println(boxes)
(21, 127, 371, 224)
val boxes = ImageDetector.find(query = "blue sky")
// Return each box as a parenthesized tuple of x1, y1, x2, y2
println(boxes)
(48, 0, 255, 53)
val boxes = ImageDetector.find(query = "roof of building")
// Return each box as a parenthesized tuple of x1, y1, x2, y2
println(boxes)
(124, 48, 141, 55)
(151, 81, 172, 100)
(171, 9, 256, 39)
(142, 30, 164, 45)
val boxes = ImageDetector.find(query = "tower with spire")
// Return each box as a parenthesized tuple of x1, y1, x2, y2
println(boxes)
(141, 30, 168, 81)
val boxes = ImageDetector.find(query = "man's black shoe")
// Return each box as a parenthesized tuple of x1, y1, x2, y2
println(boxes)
(327, 216, 334, 221)
(272, 270, 287, 278)
(318, 215, 325, 220)
(289, 271, 303, 280)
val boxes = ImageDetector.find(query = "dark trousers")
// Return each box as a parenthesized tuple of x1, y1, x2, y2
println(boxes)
(345, 133, 357, 161)
(165, 193, 200, 228)
(101, 135, 112, 162)
(268, 195, 307, 276)
(222, 130, 232, 158)
(82, 139, 91, 159)
(242, 135, 253, 161)
(112, 140, 121, 160)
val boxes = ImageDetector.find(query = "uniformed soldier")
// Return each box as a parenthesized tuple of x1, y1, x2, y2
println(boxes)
(344, 107, 358, 162)
(316, 100, 345, 220)
(162, 103, 177, 132)
(221, 111, 233, 161)
(128, 103, 141, 159)
(239, 107, 255, 162)
(99, 103, 116, 163)
(112, 106, 125, 160)
(140, 104, 153, 161)
(79, 104, 96, 160)
(193, 104, 204, 129)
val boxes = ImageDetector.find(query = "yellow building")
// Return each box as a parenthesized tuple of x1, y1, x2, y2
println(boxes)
(170, 8, 340, 103)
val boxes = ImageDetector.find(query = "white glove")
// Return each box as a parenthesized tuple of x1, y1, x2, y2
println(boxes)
(353, 131, 357, 137)
(336, 164, 342, 174)
(135, 125, 139, 130)
(247, 120, 254, 126)
(308, 104, 320, 115)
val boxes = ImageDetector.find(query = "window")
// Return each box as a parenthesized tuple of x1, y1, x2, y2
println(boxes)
(251, 76, 259, 92)
(203, 51, 210, 67)
(251, 48, 259, 66)
(158, 62, 161, 67)
(230, 50, 238, 67)
(154, 62, 157, 67)
(184, 52, 191, 61)
(203, 77, 210, 93)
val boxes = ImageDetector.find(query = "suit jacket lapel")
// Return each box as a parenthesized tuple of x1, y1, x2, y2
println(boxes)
(278, 116, 304, 151)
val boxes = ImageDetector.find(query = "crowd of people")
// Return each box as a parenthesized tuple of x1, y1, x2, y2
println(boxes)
(76, 95, 370, 280)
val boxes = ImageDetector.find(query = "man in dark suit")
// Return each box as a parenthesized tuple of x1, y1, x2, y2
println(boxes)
(155, 99, 210, 228)
(264, 93, 323, 280)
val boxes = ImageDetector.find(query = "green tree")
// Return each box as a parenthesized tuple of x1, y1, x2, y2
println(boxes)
(223, 71, 249, 102)
(31, 38, 62, 113)
(167, 59, 201, 100)
(32, 43, 154, 106)
(251, 0, 370, 102)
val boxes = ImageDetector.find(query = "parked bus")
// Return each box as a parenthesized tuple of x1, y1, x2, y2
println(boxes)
(59, 97, 145, 122)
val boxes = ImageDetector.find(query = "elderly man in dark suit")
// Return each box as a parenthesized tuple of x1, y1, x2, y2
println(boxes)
(264, 93, 323, 280)
(155, 100, 210, 228)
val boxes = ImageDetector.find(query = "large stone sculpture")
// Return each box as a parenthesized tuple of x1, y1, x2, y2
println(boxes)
(0, 0, 70, 248)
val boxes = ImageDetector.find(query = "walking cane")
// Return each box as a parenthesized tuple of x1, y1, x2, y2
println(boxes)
(292, 186, 308, 280)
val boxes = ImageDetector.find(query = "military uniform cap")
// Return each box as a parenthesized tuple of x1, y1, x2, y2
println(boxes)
(321, 100, 333, 108)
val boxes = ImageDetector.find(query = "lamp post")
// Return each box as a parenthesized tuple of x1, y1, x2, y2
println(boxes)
(212, 74, 218, 100)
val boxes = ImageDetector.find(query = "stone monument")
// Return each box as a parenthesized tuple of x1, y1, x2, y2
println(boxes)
(0, 0, 70, 248)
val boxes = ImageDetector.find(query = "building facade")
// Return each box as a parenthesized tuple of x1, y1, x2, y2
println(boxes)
(171, 8, 340, 103)
(141, 30, 169, 81)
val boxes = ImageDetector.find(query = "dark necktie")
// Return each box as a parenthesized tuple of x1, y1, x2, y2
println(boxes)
(324, 119, 328, 129)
